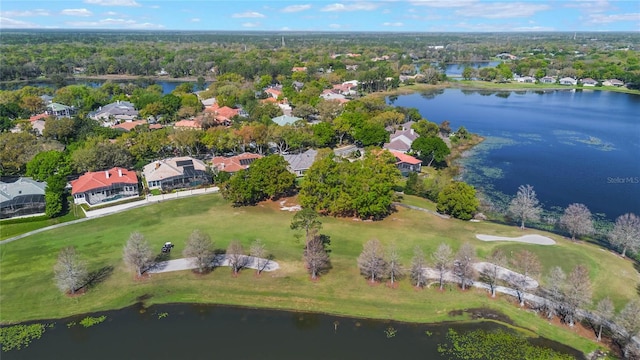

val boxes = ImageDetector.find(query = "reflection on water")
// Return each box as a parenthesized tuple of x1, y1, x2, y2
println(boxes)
(2, 304, 582, 360)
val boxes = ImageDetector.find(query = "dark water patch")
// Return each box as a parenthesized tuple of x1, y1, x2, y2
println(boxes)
(1, 304, 583, 360)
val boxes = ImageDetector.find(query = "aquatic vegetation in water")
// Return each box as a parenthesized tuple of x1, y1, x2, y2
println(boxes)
(0, 323, 50, 351)
(385, 326, 397, 338)
(553, 130, 615, 151)
(437, 328, 574, 360)
(79, 315, 107, 328)
(158, 312, 169, 319)
(517, 133, 544, 142)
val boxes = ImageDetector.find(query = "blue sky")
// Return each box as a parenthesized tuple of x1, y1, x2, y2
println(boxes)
(1, 0, 638, 32)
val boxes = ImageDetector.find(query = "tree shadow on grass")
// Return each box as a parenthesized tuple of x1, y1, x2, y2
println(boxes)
(83, 265, 114, 290)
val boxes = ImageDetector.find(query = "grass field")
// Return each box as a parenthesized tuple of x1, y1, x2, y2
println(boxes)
(0, 193, 637, 355)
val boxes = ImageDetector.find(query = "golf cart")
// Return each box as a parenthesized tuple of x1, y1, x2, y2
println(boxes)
(161, 242, 174, 253)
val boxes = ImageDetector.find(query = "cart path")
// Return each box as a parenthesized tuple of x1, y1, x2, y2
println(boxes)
(148, 254, 279, 274)
(475, 234, 556, 245)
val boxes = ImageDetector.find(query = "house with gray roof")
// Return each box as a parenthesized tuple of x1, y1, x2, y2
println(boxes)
(46, 103, 76, 118)
(272, 115, 302, 127)
(143, 156, 210, 191)
(89, 100, 138, 126)
(283, 149, 318, 177)
(0, 177, 46, 219)
(383, 128, 419, 153)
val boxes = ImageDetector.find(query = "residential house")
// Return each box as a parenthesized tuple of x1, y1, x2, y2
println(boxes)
(345, 65, 359, 71)
(143, 156, 210, 191)
(272, 115, 302, 126)
(0, 177, 46, 219)
(204, 104, 241, 126)
(581, 78, 598, 86)
(28, 113, 49, 135)
(292, 81, 304, 91)
(200, 97, 216, 107)
(174, 119, 203, 130)
(71, 167, 139, 206)
(89, 100, 138, 126)
(264, 87, 283, 100)
(559, 77, 577, 86)
(283, 149, 318, 177)
(319, 90, 348, 102)
(40, 94, 54, 105)
(389, 150, 422, 175)
(211, 152, 263, 174)
(333, 145, 363, 160)
(111, 120, 148, 132)
(515, 75, 535, 83)
(383, 127, 419, 153)
(603, 79, 624, 87)
(46, 103, 75, 118)
(292, 66, 307, 73)
(539, 76, 555, 84)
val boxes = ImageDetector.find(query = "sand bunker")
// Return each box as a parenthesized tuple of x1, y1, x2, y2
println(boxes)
(475, 234, 556, 245)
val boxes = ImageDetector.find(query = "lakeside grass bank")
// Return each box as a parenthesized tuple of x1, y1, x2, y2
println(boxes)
(1, 193, 636, 356)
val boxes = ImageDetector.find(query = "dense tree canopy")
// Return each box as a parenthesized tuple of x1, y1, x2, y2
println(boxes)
(299, 151, 399, 220)
(436, 182, 479, 220)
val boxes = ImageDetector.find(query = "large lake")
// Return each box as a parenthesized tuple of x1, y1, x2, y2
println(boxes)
(3, 304, 581, 360)
(389, 89, 640, 221)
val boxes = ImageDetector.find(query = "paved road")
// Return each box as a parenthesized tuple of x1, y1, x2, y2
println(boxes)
(148, 254, 280, 274)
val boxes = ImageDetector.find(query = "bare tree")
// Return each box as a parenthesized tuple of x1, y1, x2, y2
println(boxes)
(53, 246, 87, 295)
(510, 250, 541, 306)
(508, 184, 542, 230)
(560, 203, 594, 241)
(544, 266, 566, 319)
(357, 239, 387, 283)
(303, 235, 330, 280)
(183, 230, 215, 273)
(616, 300, 640, 348)
(594, 297, 614, 342)
(482, 249, 506, 297)
(227, 240, 246, 275)
(410, 247, 427, 288)
(250, 239, 270, 275)
(609, 213, 640, 258)
(386, 244, 404, 286)
(454, 243, 476, 290)
(431, 243, 453, 291)
(123, 232, 153, 277)
(563, 265, 592, 327)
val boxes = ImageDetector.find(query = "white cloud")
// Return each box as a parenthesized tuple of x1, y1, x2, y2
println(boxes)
(587, 12, 640, 23)
(0, 9, 50, 17)
(455, 3, 550, 19)
(105, 11, 118, 16)
(454, 21, 554, 32)
(0, 17, 39, 28)
(281, 26, 292, 31)
(232, 11, 266, 18)
(329, 23, 342, 28)
(61, 9, 93, 17)
(281, 4, 311, 13)
(564, 0, 612, 13)
(242, 22, 261, 27)
(382, 22, 404, 27)
(84, 0, 141, 7)
(409, 0, 477, 8)
(190, 18, 200, 23)
(66, 17, 163, 28)
(321, 2, 379, 12)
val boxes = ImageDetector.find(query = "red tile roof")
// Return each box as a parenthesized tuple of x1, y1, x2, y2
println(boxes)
(111, 120, 147, 131)
(174, 119, 203, 129)
(29, 113, 50, 122)
(71, 167, 138, 194)
(212, 152, 263, 173)
(389, 150, 422, 165)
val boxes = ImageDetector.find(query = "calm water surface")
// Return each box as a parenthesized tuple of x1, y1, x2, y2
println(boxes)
(389, 89, 640, 220)
(3, 304, 582, 360)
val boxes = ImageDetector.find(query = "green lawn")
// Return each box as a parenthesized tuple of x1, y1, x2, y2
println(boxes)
(0, 209, 84, 241)
(1, 193, 637, 355)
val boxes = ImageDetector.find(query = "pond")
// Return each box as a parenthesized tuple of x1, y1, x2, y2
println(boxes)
(2, 304, 582, 359)
(389, 89, 640, 221)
